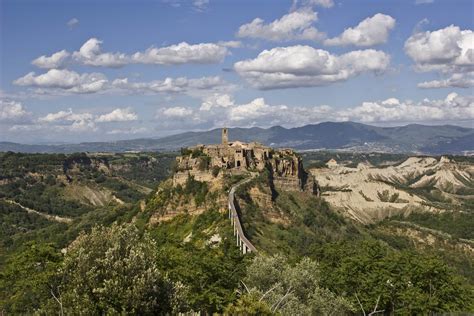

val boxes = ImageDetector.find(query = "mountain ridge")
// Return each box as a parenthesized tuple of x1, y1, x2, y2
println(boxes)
(1, 121, 473, 154)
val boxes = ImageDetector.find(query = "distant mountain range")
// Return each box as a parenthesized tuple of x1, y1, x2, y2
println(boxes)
(1, 122, 473, 154)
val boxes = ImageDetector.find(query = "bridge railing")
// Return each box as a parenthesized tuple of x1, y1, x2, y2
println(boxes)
(228, 178, 257, 254)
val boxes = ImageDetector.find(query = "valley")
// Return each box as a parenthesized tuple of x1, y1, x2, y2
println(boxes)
(0, 146, 473, 314)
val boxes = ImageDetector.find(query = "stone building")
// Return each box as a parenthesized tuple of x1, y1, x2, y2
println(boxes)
(173, 128, 318, 195)
(187, 127, 271, 171)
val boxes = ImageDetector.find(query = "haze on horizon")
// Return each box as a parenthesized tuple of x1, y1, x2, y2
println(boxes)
(0, 0, 473, 144)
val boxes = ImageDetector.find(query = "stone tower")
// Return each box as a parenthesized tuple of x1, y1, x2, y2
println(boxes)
(222, 127, 228, 146)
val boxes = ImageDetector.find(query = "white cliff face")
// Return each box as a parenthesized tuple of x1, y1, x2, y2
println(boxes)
(311, 156, 473, 224)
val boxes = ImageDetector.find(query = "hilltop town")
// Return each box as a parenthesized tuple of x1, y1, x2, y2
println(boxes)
(173, 128, 318, 195)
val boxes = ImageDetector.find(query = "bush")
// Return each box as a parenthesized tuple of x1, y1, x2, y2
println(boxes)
(40, 224, 186, 314)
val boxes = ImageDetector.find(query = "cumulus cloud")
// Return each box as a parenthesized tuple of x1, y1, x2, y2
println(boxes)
(159, 92, 473, 131)
(339, 93, 473, 123)
(35, 107, 139, 132)
(131, 42, 228, 65)
(0, 99, 30, 122)
(96, 108, 138, 122)
(405, 25, 473, 73)
(32, 50, 70, 69)
(30, 38, 233, 69)
(324, 13, 396, 46)
(14, 68, 231, 96)
(14, 69, 108, 94)
(200, 93, 234, 111)
(37, 109, 97, 132)
(72, 38, 129, 68)
(236, 9, 325, 42)
(67, 17, 79, 28)
(405, 25, 474, 89)
(234, 45, 390, 89)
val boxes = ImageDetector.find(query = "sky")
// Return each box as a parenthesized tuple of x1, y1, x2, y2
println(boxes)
(0, 0, 473, 144)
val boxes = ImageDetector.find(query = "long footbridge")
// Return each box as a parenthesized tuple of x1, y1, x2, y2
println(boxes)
(228, 177, 257, 254)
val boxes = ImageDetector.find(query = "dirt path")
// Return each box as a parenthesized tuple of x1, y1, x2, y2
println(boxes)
(4, 199, 73, 224)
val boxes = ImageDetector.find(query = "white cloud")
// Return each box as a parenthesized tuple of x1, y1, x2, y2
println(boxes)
(30, 38, 233, 69)
(72, 38, 129, 68)
(36, 107, 139, 133)
(38, 109, 94, 124)
(14, 68, 231, 96)
(229, 98, 277, 122)
(405, 25, 473, 73)
(37, 109, 97, 132)
(32, 50, 70, 69)
(0, 99, 30, 122)
(405, 25, 473, 89)
(162, 106, 194, 118)
(67, 17, 79, 28)
(236, 9, 325, 42)
(324, 13, 396, 47)
(159, 92, 473, 131)
(234, 45, 390, 89)
(200, 93, 235, 111)
(131, 42, 228, 65)
(111, 76, 231, 95)
(339, 92, 474, 123)
(418, 73, 474, 88)
(96, 108, 138, 122)
(14, 69, 108, 94)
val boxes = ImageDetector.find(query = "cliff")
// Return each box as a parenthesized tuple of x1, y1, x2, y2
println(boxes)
(172, 137, 318, 195)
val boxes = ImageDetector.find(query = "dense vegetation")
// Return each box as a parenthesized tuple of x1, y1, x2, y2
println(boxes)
(0, 151, 473, 314)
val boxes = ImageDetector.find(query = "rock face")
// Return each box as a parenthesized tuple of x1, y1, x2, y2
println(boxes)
(173, 128, 318, 195)
(269, 149, 318, 194)
(310, 156, 474, 224)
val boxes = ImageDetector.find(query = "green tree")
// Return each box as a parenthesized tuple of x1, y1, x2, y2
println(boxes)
(317, 240, 474, 314)
(225, 292, 273, 315)
(239, 254, 354, 315)
(41, 223, 185, 314)
(0, 242, 62, 314)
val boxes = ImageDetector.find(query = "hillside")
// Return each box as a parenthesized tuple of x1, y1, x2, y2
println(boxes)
(1, 151, 473, 314)
(1, 122, 473, 154)
(309, 156, 474, 223)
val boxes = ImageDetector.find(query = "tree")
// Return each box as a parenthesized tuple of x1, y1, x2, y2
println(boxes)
(41, 223, 186, 314)
(317, 240, 474, 314)
(225, 292, 273, 315)
(0, 242, 62, 314)
(235, 254, 354, 315)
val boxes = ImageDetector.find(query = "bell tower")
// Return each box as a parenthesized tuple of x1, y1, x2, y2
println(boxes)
(222, 127, 228, 146)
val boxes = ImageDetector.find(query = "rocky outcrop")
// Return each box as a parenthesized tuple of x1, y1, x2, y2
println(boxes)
(270, 149, 318, 195)
(173, 145, 318, 195)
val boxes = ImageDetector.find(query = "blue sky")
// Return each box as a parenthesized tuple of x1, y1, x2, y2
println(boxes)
(0, 0, 473, 143)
